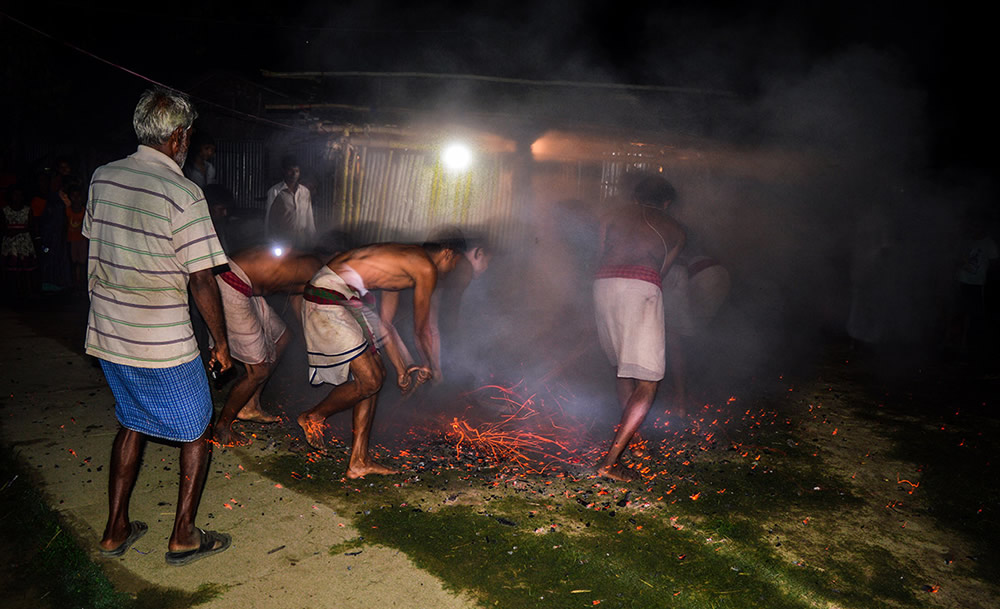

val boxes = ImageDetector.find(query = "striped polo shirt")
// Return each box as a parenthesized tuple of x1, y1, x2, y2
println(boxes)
(83, 145, 228, 368)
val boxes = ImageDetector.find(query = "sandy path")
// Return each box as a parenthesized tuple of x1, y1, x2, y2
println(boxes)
(0, 307, 475, 609)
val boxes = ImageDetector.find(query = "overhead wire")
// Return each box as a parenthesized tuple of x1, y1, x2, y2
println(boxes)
(0, 10, 310, 133)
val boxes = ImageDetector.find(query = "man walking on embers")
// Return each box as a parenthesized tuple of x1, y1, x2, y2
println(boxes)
(593, 176, 685, 481)
(296, 240, 464, 478)
(85, 88, 233, 565)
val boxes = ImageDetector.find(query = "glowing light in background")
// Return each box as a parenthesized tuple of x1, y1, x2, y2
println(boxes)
(442, 143, 473, 171)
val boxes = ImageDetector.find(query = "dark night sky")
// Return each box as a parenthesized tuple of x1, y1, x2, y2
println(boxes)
(1, 1, 995, 175)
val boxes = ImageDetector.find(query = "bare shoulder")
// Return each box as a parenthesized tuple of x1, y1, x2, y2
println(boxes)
(372, 243, 432, 270)
(404, 246, 436, 275)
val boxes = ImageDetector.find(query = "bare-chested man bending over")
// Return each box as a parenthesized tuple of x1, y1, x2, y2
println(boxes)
(593, 176, 685, 481)
(296, 241, 463, 478)
(213, 246, 324, 445)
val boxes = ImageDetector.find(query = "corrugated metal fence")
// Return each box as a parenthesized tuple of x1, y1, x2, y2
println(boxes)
(332, 143, 518, 247)
(215, 139, 268, 208)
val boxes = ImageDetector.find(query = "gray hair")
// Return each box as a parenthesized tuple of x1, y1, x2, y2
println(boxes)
(132, 88, 198, 146)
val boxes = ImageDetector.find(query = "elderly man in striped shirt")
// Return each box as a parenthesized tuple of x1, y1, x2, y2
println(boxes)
(85, 88, 233, 566)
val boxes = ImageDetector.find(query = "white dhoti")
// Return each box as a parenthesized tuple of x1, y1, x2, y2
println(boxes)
(216, 261, 287, 365)
(593, 275, 665, 382)
(302, 266, 384, 386)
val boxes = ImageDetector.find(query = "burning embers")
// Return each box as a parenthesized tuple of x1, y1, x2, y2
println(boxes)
(447, 382, 603, 475)
(284, 373, 753, 487)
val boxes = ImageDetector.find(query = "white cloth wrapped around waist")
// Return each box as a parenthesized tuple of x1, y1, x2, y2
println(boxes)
(215, 259, 287, 365)
(302, 266, 386, 386)
(593, 276, 665, 382)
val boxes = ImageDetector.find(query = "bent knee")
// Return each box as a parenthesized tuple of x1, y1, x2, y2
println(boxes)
(355, 367, 385, 397)
(358, 374, 384, 398)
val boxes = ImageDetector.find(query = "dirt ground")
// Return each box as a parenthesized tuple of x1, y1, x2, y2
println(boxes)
(0, 302, 476, 609)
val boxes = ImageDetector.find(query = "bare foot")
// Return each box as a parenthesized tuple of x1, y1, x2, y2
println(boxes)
(236, 405, 280, 424)
(346, 461, 400, 478)
(627, 433, 648, 459)
(595, 463, 638, 482)
(296, 413, 328, 450)
(212, 423, 250, 447)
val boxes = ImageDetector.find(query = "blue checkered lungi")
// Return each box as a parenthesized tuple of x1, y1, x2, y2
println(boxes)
(99, 358, 213, 442)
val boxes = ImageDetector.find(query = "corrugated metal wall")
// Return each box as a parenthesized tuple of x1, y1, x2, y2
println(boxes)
(600, 155, 656, 202)
(330, 141, 520, 249)
(215, 139, 267, 208)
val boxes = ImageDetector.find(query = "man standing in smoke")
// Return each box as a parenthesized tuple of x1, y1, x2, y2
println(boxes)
(593, 176, 685, 480)
(264, 155, 316, 251)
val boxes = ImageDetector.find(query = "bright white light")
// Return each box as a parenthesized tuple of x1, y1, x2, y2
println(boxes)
(272, 246, 284, 257)
(442, 143, 473, 171)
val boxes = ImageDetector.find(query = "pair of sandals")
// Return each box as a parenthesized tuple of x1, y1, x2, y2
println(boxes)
(99, 521, 231, 566)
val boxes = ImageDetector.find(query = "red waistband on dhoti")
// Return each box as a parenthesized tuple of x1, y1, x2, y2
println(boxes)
(687, 258, 720, 278)
(594, 265, 662, 289)
(219, 271, 252, 297)
(303, 284, 375, 308)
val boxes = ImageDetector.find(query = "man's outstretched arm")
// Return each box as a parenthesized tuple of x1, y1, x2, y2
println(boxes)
(410, 265, 439, 384)
(379, 290, 417, 392)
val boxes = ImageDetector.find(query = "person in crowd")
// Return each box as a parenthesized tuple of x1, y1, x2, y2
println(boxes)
(53, 155, 75, 183)
(203, 184, 234, 253)
(296, 240, 464, 477)
(38, 174, 73, 292)
(29, 171, 49, 219)
(212, 245, 325, 446)
(184, 133, 218, 189)
(592, 176, 685, 481)
(64, 180, 88, 290)
(264, 155, 316, 250)
(1, 182, 38, 298)
(86, 87, 232, 566)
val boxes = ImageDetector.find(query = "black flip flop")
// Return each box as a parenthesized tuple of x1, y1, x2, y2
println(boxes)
(165, 528, 231, 566)
(99, 521, 148, 557)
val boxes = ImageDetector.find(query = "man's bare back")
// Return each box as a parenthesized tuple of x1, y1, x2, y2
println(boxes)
(598, 204, 684, 274)
(328, 243, 437, 292)
(229, 246, 324, 295)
